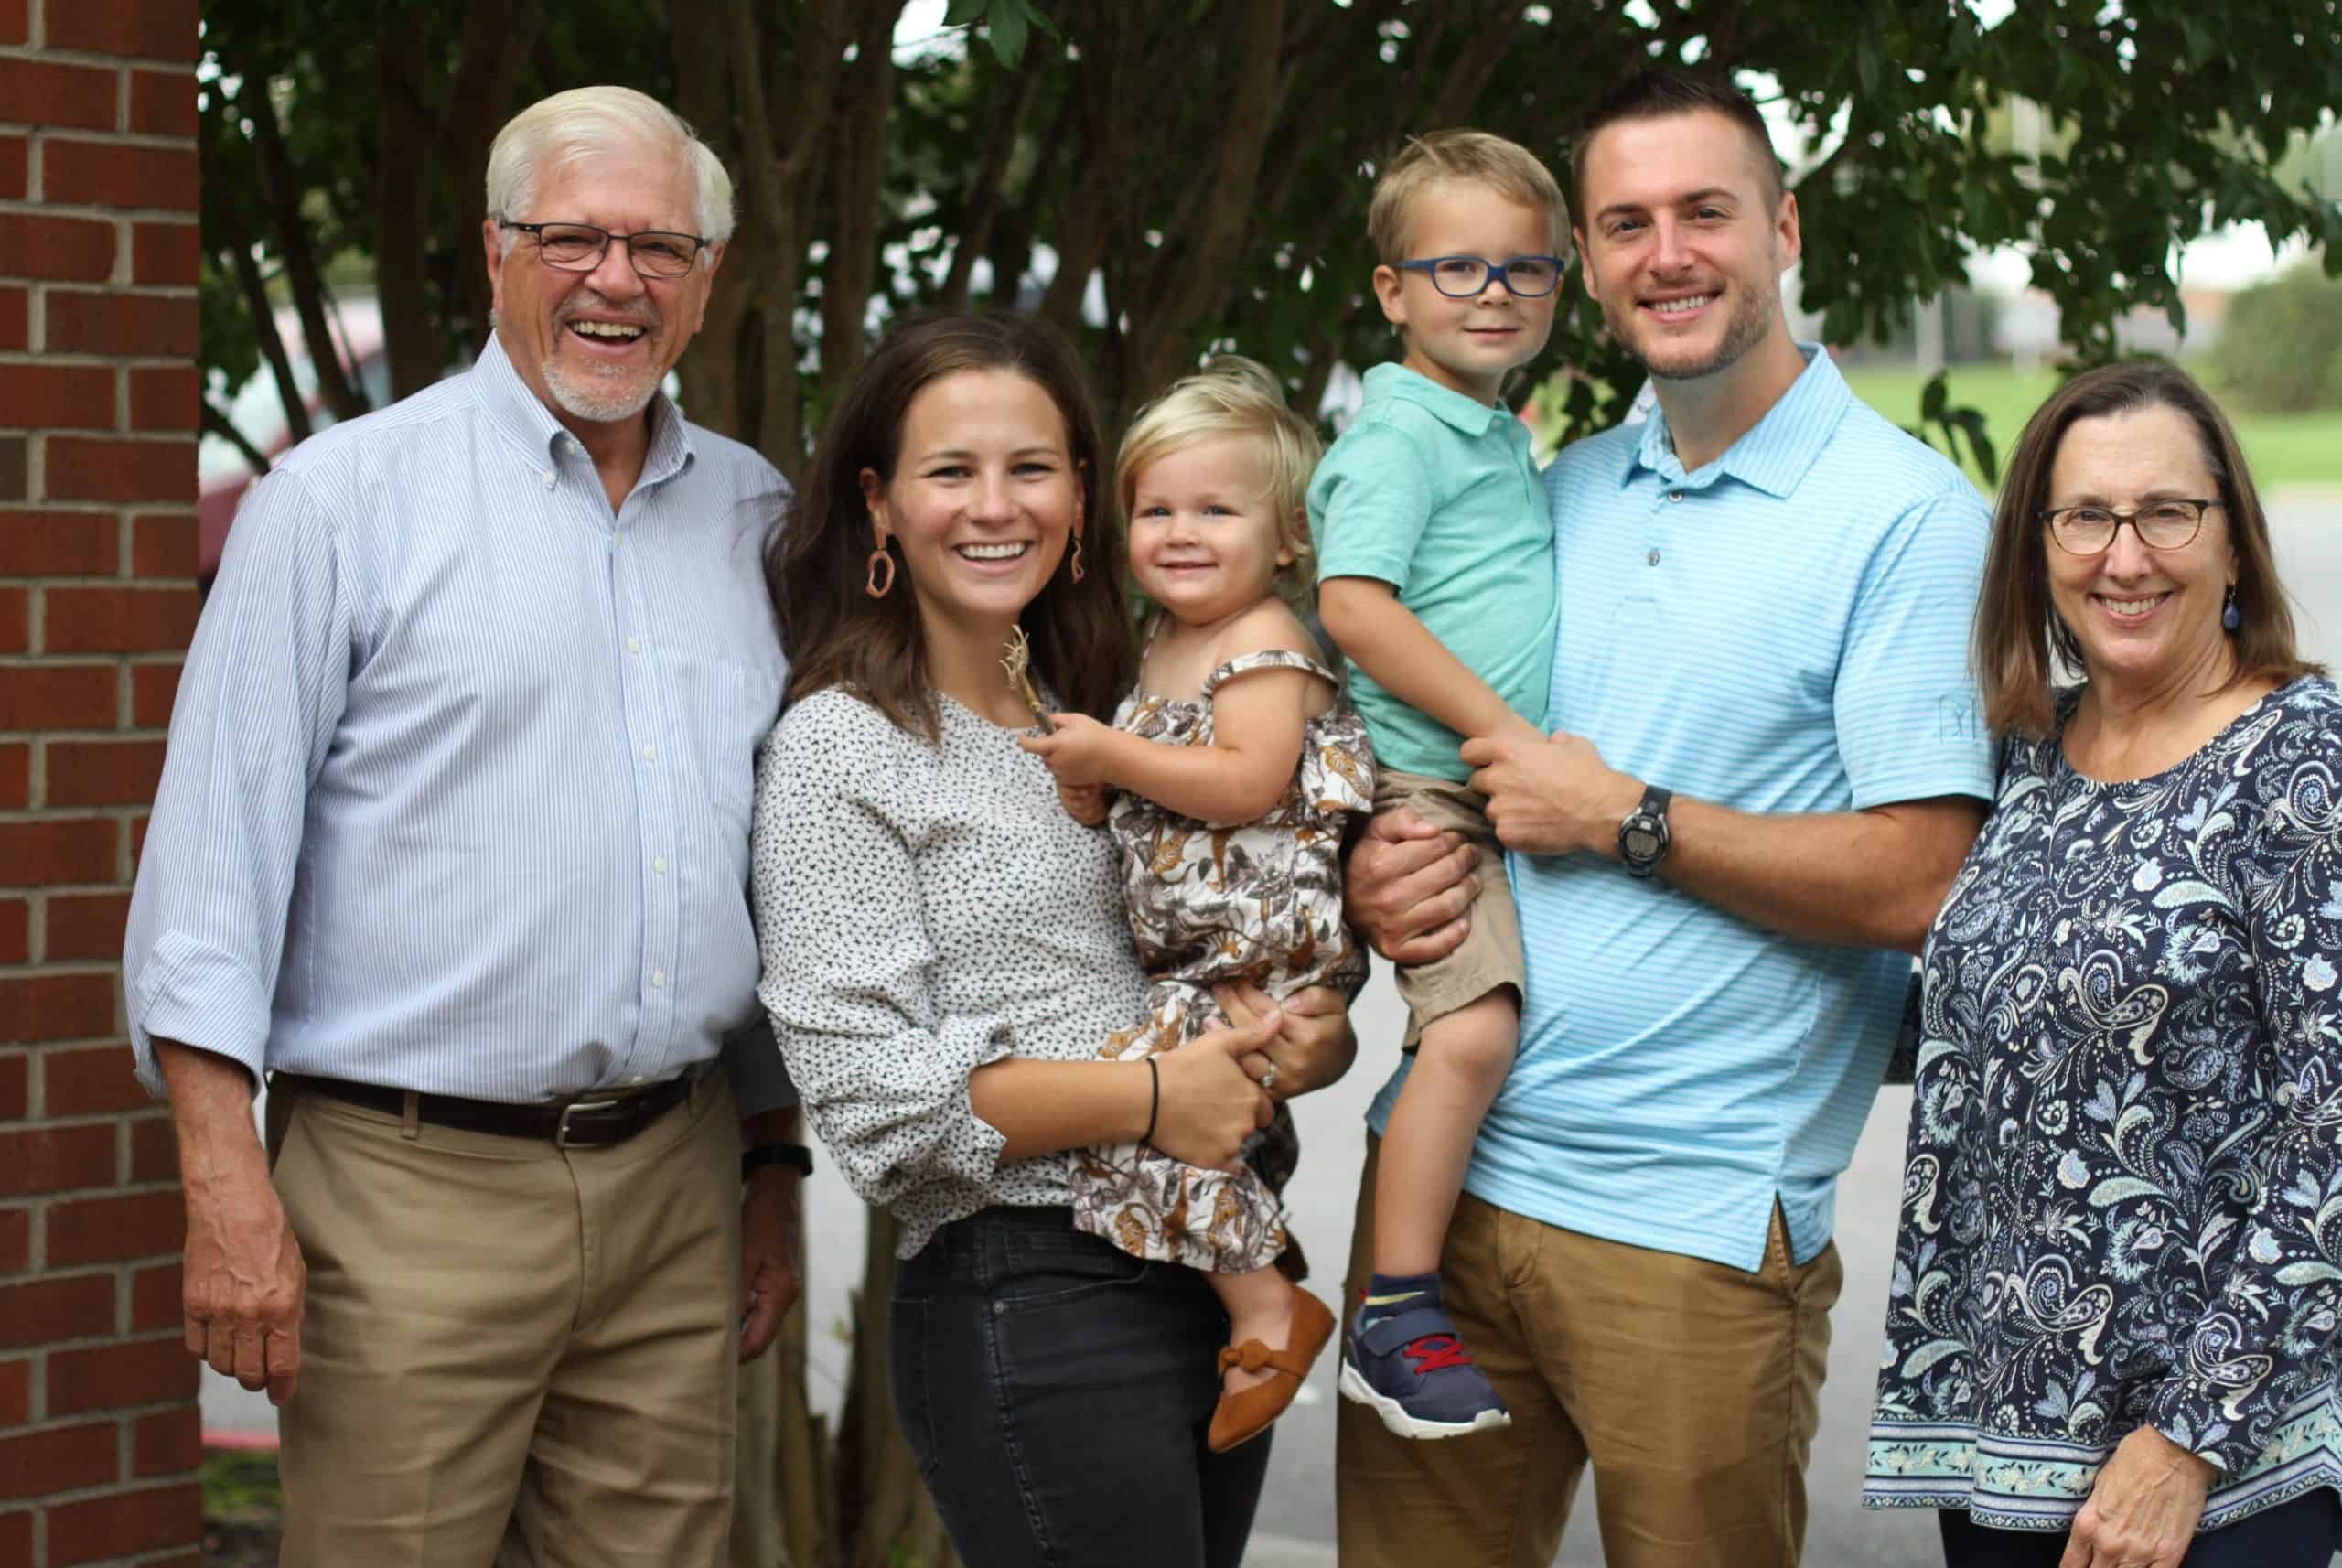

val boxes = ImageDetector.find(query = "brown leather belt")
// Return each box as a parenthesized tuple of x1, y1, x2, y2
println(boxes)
(272, 1070, 694, 1149)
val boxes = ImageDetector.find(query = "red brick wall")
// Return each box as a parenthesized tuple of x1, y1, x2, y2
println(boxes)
(1, 1, 206, 1563)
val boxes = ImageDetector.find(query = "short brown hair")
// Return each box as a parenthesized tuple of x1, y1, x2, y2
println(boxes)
(1367, 129, 1569, 265)
(768, 313, 1134, 743)
(1567, 70, 1784, 219)
(1974, 360, 2322, 737)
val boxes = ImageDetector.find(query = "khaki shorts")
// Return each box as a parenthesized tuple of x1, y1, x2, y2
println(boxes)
(1375, 767, 1526, 1050)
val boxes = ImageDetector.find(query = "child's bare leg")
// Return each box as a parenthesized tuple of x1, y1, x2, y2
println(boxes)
(1338, 989, 1519, 1438)
(1373, 989, 1518, 1274)
(1209, 1263, 1297, 1395)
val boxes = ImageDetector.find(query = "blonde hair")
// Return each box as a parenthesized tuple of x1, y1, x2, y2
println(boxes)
(1117, 357, 1322, 609)
(487, 86, 735, 253)
(1368, 129, 1569, 264)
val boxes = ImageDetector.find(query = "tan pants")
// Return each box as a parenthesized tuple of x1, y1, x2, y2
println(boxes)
(267, 1073, 743, 1568)
(1336, 1139, 1842, 1568)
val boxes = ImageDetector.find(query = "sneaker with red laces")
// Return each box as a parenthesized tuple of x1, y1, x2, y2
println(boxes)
(1338, 1283, 1511, 1439)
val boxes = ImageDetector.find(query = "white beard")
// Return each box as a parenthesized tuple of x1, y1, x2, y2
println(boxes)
(543, 354, 660, 424)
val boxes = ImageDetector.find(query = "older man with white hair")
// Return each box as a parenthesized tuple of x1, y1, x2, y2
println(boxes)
(125, 86, 800, 1563)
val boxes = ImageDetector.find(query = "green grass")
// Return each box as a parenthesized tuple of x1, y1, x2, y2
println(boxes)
(1839, 361, 2342, 495)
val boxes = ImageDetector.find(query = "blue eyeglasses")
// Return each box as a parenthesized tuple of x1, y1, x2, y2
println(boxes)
(1396, 254, 1567, 298)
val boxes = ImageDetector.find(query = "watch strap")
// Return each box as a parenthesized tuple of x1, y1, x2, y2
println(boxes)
(741, 1141, 813, 1179)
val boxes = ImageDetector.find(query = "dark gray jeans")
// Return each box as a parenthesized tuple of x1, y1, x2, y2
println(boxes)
(891, 1204, 1273, 1568)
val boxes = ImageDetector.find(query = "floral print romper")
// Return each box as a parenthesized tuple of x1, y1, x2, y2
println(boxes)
(1069, 649, 1376, 1274)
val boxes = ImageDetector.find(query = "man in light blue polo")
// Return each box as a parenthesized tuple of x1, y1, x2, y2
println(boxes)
(1338, 71, 1994, 1568)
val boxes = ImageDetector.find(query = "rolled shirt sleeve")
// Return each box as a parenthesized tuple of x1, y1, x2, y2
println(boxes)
(124, 467, 360, 1095)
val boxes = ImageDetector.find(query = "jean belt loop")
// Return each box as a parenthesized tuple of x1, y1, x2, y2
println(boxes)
(399, 1090, 422, 1141)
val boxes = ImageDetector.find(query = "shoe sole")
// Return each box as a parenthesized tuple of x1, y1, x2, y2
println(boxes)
(1338, 1359, 1514, 1440)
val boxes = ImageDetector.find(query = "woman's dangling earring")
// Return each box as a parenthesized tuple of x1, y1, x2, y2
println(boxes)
(2222, 584, 2240, 633)
(1069, 527, 1085, 584)
(865, 536, 896, 599)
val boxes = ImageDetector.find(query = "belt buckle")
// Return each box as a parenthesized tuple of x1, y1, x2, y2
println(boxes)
(555, 1098, 622, 1149)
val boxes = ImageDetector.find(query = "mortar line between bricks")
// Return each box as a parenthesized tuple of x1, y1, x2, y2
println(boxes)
(0, 49, 204, 70)
(16, 1471, 208, 1511)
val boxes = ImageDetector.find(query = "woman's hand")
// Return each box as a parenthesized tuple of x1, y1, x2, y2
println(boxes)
(1057, 780, 1110, 825)
(1148, 1016, 1278, 1172)
(2059, 1424, 2215, 1568)
(1019, 712, 1121, 789)
(1215, 982, 1354, 1099)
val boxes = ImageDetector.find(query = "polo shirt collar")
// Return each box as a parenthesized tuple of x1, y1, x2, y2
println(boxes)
(471, 331, 696, 486)
(1626, 343, 1849, 498)
(1361, 361, 1516, 438)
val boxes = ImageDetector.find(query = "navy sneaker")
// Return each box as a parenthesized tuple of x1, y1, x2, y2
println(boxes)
(1338, 1283, 1510, 1439)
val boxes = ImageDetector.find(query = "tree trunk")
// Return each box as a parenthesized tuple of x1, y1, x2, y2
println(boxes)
(376, 27, 441, 401)
(443, 0, 546, 348)
(815, 3, 905, 399)
(1127, 0, 1289, 400)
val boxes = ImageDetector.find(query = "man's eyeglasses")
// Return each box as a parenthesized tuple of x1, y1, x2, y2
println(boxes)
(1396, 254, 1566, 298)
(2040, 499, 2221, 555)
(499, 220, 710, 281)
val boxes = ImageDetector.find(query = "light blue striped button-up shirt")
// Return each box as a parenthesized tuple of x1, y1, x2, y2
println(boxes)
(125, 335, 793, 1110)
(1368, 346, 1994, 1273)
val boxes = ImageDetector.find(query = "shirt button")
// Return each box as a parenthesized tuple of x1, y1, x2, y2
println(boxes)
(652, 855, 669, 875)
(640, 744, 656, 762)
(628, 636, 643, 654)
(627, 1075, 644, 1086)
(1668, 489, 1683, 503)
(542, 470, 556, 489)
(1648, 549, 1661, 566)
(650, 969, 667, 989)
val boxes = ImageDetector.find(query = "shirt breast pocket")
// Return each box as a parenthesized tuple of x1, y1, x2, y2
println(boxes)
(685, 652, 775, 835)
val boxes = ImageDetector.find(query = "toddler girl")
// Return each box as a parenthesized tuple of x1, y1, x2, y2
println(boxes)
(1021, 358, 1374, 1454)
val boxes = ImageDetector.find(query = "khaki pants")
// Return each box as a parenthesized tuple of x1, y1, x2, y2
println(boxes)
(1336, 1138, 1842, 1568)
(267, 1073, 742, 1568)
(1372, 769, 1525, 1050)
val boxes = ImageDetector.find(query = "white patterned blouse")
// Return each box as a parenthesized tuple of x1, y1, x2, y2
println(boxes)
(752, 685, 1151, 1259)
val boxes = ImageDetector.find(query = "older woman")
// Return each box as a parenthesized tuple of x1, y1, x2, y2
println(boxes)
(752, 313, 1354, 1568)
(1864, 361, 2342, 1567)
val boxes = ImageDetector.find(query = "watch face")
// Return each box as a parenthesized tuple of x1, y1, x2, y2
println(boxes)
(1624, 824, 1660, 860)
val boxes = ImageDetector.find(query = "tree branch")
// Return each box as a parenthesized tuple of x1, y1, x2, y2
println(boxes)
(203, 399, 273, 478)
(230, 70, 365, 422)
(940, 55, 1043, 310)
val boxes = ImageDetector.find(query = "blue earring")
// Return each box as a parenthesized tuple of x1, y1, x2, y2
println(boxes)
(2222, 585, 2240, 633)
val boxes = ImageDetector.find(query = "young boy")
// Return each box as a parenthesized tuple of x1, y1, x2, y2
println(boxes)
(1312, 129, 1564, 1439)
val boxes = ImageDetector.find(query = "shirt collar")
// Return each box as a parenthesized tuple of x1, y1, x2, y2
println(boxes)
(470, 331, 697, 487)
(1625, 343, 1849, 498)
(1361, 362, 1518, 439)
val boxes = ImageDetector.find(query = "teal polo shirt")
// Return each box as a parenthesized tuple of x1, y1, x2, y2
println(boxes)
(1366, 347, 1994, 1273)
(1309, 363, 1555, 780)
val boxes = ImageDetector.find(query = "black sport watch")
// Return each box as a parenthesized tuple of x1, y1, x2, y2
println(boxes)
(1617, 786, 1672, 879)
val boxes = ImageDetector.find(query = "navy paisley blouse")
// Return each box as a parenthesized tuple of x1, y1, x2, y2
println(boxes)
(1867, 676, 2342, 1530)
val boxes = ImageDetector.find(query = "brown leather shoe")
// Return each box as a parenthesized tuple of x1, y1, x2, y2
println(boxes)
(1206, 1286, 1336, 1453)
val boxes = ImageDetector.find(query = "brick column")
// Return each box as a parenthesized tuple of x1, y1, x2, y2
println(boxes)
(1, 2, 207, 1564)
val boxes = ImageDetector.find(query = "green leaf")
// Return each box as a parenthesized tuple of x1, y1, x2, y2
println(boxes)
(1920, 370, 1949, 423)
(989, 2, 1029, 67)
